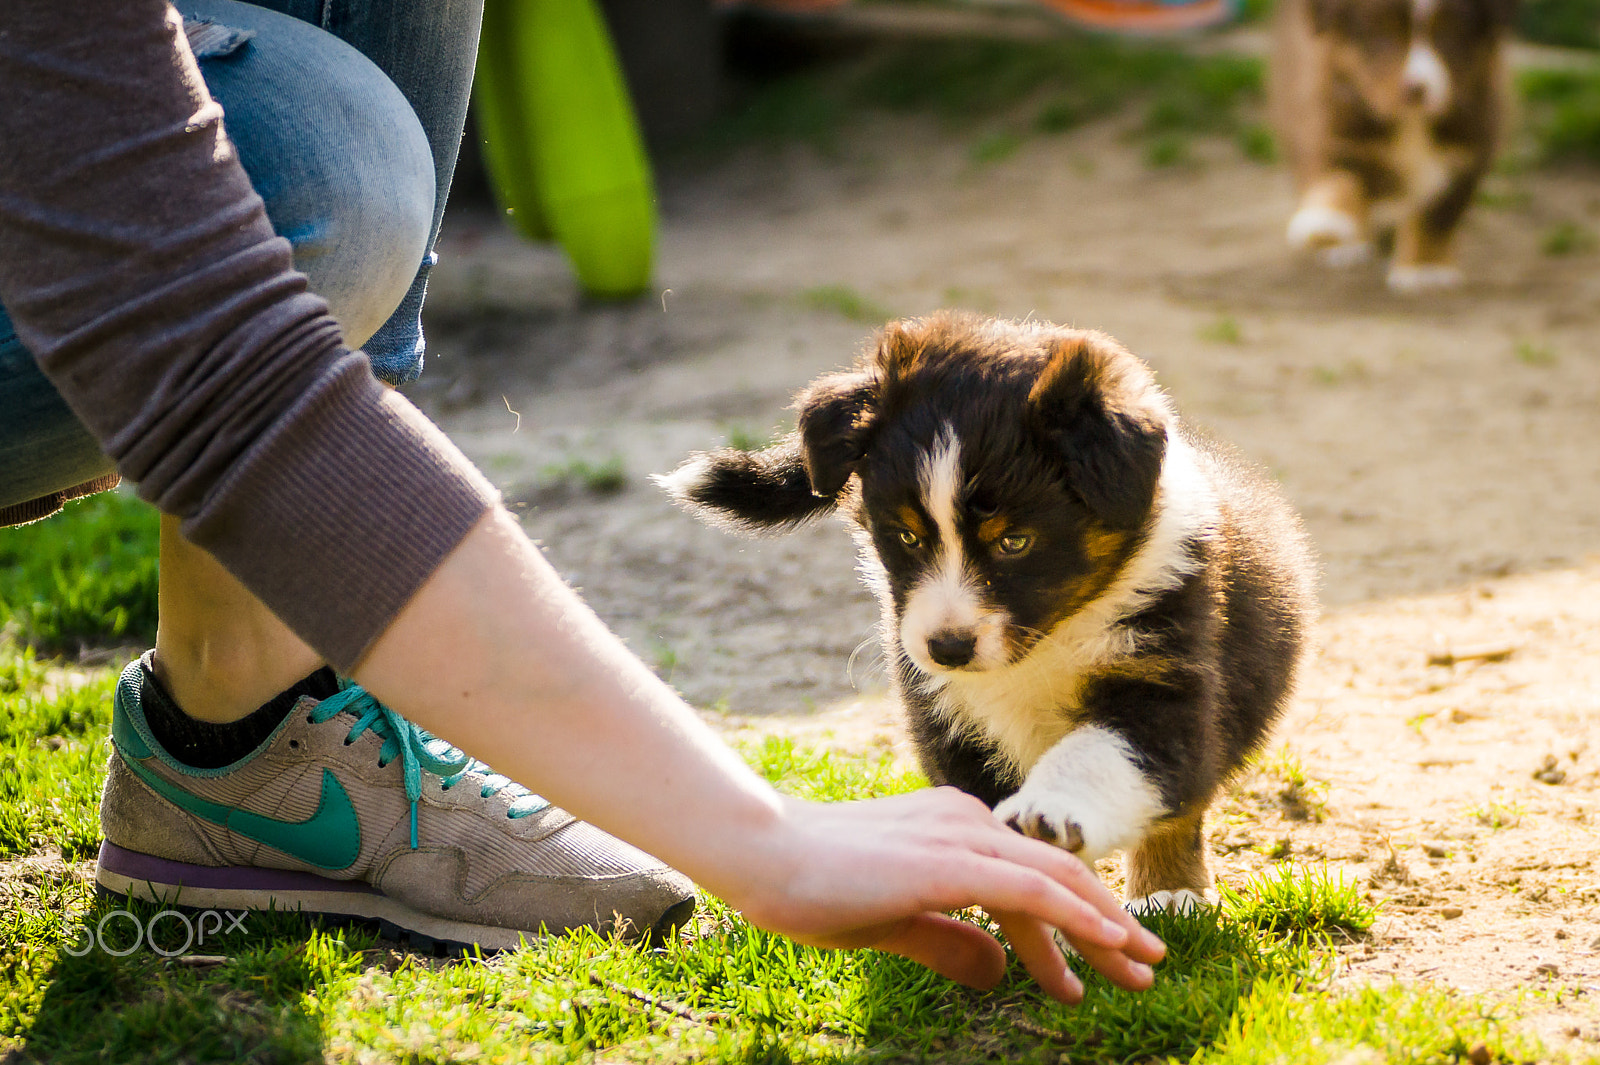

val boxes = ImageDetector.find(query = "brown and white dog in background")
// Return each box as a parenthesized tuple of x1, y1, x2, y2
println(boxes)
(661, 314, 1316, 910)
(1272, 0, 1517, 291)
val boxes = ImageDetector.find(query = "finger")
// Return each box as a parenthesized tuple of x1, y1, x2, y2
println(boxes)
(955, 858, 1137, 954)
(957, 818, 1166, 964)
(1066, 935, 1157, 992)
(869, 913, 1009, 990)
(990, 911, 1082, 1004)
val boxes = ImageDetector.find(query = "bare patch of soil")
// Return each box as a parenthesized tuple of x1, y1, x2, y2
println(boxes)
(417, 85, 1600, 1051)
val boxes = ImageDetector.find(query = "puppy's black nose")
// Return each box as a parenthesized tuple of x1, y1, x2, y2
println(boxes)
(927, 631, 977, 668)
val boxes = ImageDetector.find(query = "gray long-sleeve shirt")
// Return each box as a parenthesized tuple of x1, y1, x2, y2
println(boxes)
(0, 0, 498, 670)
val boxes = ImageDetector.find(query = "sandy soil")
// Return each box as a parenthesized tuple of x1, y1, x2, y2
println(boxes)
(412, 68, 1600, 1054)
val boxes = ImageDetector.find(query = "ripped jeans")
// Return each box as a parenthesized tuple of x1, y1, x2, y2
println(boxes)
(0, 0, 483, 519)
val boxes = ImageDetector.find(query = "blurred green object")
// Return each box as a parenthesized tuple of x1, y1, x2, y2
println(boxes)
(473, 0, 657, 298)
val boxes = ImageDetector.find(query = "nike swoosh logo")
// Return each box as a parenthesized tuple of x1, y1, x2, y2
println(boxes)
(122, 757, 362, 871)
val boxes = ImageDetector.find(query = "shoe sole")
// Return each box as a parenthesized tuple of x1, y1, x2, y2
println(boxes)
(96, 841, 694, 952)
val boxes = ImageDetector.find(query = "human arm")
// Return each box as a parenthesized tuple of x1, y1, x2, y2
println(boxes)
(0, 1, 1163, 998)
(354, 507, 1165, 1001)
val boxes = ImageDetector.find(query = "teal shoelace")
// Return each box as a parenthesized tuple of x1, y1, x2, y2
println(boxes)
(310, 683, 549, 849)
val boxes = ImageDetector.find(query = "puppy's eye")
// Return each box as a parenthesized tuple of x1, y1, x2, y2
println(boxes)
(996, 534, 1032, 556)
(897, 529, 922, 549)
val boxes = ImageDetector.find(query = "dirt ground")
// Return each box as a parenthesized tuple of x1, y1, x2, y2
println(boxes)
(411, 58, 1600, 1054)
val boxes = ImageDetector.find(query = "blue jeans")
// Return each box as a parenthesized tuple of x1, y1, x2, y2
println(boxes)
(0, 0, 482, 514)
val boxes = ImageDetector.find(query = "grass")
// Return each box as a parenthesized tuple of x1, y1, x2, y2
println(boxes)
(722, 423, 786, 453)
(0, 497, 1560, 1062)
(707, 35, 1269, 169)
(708, 19, 1600, 172)
(1519, 67, 1600, 166)
(1199, 315, 1245, 344)
(1542, 220, 1597, 255)
(0, 491, 159, 657)
(706, 7, 1600, 170)
(801, 284, 894, 324)
(1469, 800, 1527, 830)
(1518, 0, 1600, 49)
(536, 455, 628, 496)
(1249, 745, 1331, 824)
(0, 641, 1557, 1062)
(1514, 339, 1559, 366)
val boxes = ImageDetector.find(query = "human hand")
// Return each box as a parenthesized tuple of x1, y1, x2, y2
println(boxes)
(727, 787, 1166, 1004)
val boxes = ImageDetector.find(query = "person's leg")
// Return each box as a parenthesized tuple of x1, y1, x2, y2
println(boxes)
(85, 3, 697, 944)
(152, 0, 461, 723)
(234, 0, 485, 385)
(2, 0, 440, 719)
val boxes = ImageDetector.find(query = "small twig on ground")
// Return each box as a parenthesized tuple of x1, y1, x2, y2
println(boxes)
(1006, 1013, 1104, 1046)
(175, 955, 229, 968)
(1426, 644, 1517, 667)
(587, 971, 730, 1026)
(1009, 1016, 1068, 1042)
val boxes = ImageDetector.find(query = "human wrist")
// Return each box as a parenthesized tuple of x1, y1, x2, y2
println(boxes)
(693, 792, 811, 930)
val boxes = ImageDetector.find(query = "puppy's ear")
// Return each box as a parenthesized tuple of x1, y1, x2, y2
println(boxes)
(797, 371, 880, 498)
(658, 435, 836, 533)
(1028, 333, 1169, 531)
(658, 370, 880, 533)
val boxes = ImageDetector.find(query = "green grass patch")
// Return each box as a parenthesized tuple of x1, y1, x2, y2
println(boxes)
(801, 284, 893, 324)
(0, 645, 119, 860)
(1237, 122, 1277, 163)
(1514, 339, 1559, 365)
(0, 668, 1551, 1063)
(1469, 799, 1526, 830)
(707, 35, 1268, 168)
(536, 455, 628, 496)
(0, 491, 159, 657)
(1519, 66, 1600, 166)
(1518, 0, 1600, 49)
(1542, 219, 1597, 255)
(722, 422, 787, 453)
(1200, 315, 1245, 344)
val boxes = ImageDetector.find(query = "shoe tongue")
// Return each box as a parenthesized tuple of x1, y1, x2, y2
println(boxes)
(300, 667, 342, 701)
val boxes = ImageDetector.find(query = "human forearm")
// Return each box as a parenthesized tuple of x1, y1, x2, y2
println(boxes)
(352, 508, 1166, 1001)
(351, 506, 789, 902)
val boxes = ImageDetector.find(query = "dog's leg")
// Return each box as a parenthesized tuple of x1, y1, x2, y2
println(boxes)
(1288, 169, 1372, 268)
(992, 725, 1165, 865)
(1125, 807, 1211, 912)
(1387, 169, 1479, 292)
(901, 681, 1018, 809)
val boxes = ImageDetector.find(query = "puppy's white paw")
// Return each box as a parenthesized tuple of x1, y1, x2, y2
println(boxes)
(1126, 889, 1211, 916)
(995, 792, 1087, 854)
(1287, 206, 1361, 251)
(1386, 262, 1462, 293)
(994, 726, 1165, 864)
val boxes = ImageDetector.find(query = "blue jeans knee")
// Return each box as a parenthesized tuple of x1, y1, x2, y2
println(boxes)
(1, 1, 443, 512)
(184, 0, 437, 373)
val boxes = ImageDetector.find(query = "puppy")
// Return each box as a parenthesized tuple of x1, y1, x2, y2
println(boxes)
(661, 313, 1316, 909)
(1271, 0, 1516, 291)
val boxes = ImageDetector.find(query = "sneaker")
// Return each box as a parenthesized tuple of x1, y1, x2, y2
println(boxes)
(95, 657, 696, 950)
